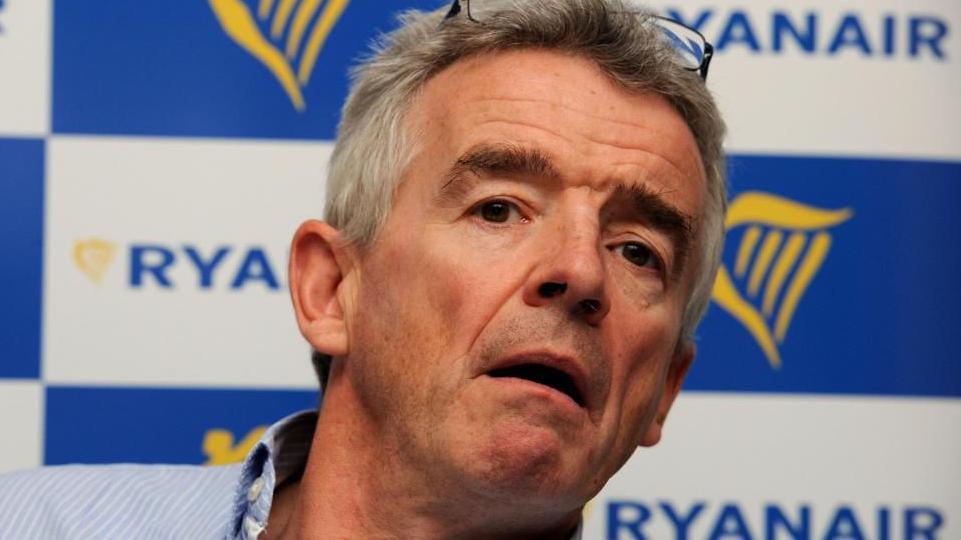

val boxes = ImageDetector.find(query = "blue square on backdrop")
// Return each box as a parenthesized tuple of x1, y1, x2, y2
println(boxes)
(687, 155, 961, 398)
(0, 138, 44, 379)
(52, 0, 440, 139)
(45, 386, 319, 465)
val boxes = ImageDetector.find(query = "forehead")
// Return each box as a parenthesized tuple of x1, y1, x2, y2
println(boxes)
(405, 48, 706, 213)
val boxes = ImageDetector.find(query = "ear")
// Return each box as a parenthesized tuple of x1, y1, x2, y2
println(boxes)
(639, 342, 695, 448)
(289, 219, 354, 358)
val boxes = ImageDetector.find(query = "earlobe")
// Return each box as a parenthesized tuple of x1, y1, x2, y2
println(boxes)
(639, 342, 695, 448)
(289, 220, 354, 358)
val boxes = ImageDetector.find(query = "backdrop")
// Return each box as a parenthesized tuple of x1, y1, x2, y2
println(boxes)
(1, 0, 959, 538)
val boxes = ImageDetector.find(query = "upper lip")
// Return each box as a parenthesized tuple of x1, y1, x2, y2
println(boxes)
(484, 349, 593, 410)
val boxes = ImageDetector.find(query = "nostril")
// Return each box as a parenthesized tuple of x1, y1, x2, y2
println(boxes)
(578, 299, 601, 314)
(538, 282, 567, 298)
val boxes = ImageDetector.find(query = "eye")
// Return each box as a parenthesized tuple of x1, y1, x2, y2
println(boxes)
(475, 199, 523, 224)
(617, 241, 661, 270)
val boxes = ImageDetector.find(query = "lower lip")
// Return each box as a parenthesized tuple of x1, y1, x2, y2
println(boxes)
(482, 374, 586, 415)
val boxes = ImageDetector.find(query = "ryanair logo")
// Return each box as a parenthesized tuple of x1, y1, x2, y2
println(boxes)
(73, 238, 118, 285)
(0, 0, 5, 33)
(712, 192, 852, 368)
(668, 9, 950, 61)
(71, 239, 285, 291)
(209, 0, 350, 111)
(203, 426, 267, 465)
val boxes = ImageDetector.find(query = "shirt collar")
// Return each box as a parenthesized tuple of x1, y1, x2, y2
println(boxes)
(229, 409, 317, 539)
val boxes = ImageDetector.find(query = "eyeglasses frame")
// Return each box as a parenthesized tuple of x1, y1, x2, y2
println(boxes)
(443, 0, 714, 80)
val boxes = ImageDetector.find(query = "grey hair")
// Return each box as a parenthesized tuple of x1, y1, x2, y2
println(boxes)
(315, 0, 727, 384)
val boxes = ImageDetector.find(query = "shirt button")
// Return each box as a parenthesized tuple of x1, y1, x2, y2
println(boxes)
(248, 476, 265, 503)
(243, 515, 265, 539)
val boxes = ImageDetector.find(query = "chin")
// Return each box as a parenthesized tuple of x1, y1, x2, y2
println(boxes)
(465, 421, 587, 507)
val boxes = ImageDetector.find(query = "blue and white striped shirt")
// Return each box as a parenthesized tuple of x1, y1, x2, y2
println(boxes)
(0, 410, 317, 539)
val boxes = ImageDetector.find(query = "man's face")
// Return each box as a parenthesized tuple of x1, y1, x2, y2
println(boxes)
(342, 49, 705, 510)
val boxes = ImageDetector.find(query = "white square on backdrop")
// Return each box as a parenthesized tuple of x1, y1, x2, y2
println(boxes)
(0, 381, 43, 473)
(0, 0, 50, 136)
(44, 135, 330, 388)
(586, 393, 961, 539)
(643, 0, 961, 160)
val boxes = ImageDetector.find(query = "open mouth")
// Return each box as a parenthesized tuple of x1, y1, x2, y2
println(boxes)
(488, 363, 585, 407)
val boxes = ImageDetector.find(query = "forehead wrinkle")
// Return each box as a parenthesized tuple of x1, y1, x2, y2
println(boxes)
(474, 96, 695, 156)
(472, 92, 700, 159)
(475, 95, 686, 136)
(474, 118, 578, 147)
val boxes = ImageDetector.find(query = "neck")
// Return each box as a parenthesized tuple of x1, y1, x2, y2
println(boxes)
(267, 370, 581, 540)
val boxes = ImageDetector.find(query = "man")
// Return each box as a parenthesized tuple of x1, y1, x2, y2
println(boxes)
(0, 0, 725, 538)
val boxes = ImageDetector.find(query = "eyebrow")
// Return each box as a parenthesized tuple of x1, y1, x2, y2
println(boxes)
(437, 142, 696, 276)
(437, 143, 560, 205)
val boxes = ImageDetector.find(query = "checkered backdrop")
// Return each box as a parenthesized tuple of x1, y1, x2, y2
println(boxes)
(1, 1, 959, 538)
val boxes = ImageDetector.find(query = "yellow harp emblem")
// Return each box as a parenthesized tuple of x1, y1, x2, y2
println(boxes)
(712, 192, 852, 368)
(203, 426, 267, 465)
(209, 0, 350, 111)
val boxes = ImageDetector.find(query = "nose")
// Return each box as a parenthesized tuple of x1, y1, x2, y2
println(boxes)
(522, 221, 610, 325)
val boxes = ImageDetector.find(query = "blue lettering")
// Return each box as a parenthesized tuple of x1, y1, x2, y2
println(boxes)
(828, 15, 872, 56)
(883, 15, 896, 57)
(183, 246, 231, 289)
(230, 247, 280, 290)
(709, 503, 754, 540)
(910, 17, 948, 59)
(661, 501, 705, 540)
(904, 507, 943, 539)
(878, 508, 890, 540)
(607, 501, 652, 540)
(765, 504, 809, 540)
(824, 506, 865, 540)
(665, 8, 713, 33)
(666, 10, 949, 61)
(130, 245, 175, 288)
(716, 12, 761, 53)
(772, 12, 816, 53)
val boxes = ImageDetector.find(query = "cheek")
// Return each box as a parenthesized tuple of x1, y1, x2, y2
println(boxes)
(609, 262, 665, 311)
(359, 231, 489, 358)
(419, 225, 532, 339)
(608, 297, 678, 378)
(604, 312, 676, 432)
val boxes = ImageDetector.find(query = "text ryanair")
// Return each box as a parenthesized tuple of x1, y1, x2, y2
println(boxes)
(607, 500, 944, 540)
(73, 238, 285, 291)
(664, 8, 950, 59)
